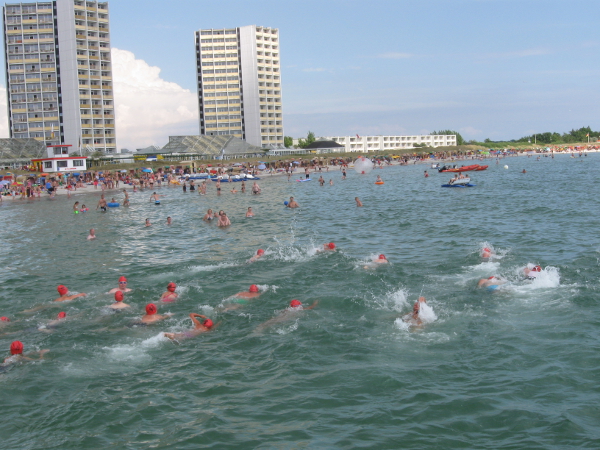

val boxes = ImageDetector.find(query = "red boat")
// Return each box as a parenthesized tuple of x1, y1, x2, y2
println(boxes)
(474, 165, 488, 171)
(439, 164, 481, 173)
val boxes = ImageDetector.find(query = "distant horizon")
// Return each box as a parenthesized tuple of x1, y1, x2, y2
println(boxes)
(1, 0, 598, 150)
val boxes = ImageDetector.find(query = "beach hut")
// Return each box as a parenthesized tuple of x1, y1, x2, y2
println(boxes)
(31, 145, 87, 173)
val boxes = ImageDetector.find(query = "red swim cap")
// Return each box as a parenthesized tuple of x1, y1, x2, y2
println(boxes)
(0, 316, 9, 322)
(257, 249, 265, 255)
(10, 340, 23, 355)
(328, 242, 335, 249)
(119, 276, 127, 282)
(290, 299, 302, 308)
(167, 282, 176, 292)
(249, 284, 259, 293)
(483, 247, 491, 253)
(57, 312, 67, 319)
(146, 303, 157, 315)
(533, 265, 542, 272)
(203, 319, 213, 328)
(379, 254, 386, 259)
(114, 291, 124, 302)
(57, 285, 68, 295)
(488, 276, 495, 280)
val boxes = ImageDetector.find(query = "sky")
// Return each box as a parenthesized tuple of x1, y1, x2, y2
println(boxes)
(1, 0, 599, 150)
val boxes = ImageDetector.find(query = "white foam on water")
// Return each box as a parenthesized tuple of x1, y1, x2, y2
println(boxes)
(102, 333, 169, 363)
(393, 317, 410, 331)
(366, 287, 409, 312)
(257, 284, 278, 293)
(419, 302, 438, 324)
(275, 318, 299, 335)
(188, 262, 237, 273)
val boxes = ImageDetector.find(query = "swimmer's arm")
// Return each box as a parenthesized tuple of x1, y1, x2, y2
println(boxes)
(57, 293, 86, 302)
(23, 349, 49, 361)
(189, 313, 206, 326)
(305, 300, 319, 310)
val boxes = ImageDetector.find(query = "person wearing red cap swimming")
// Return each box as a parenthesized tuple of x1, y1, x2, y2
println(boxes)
(222, 285, 262, 311)
(0, 316, 10, 328)
(160, 282, 178, 302)
(39, 311, 68, 333)
(108, 291, 130, 310)
(164, 313, 216, 341)
(54, 285, 86, 302)
(477, 275, 506, 289)
(109, 276, 132, 294)
(482, 247, 493, 259)
(248, 249, 265, 263)
(255, 299, 318, 332)
(140, 303, 172, 324)
(402, 297, 427, 327)
(2, 341, 48, 366)
(373, 254, 388, 264)
(524, 265, 543, 279)
(317, 242, 336, 253)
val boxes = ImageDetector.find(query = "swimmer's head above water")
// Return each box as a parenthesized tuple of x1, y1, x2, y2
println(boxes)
(327, 242, 336, 250)
(167, 282, 177, 293)
(257, 249, 265, 256)
(146, 303, 157, 315)
(57, 285, 68, 296)
(10, 340, 23, 355)
(57, 311, 67, 319)
(379, 254, 386, 260)
(249, 284, 259, 293)
(203, 319, 214, 328)
(290, 299, 302, 308)
(1, 316, 9, 322)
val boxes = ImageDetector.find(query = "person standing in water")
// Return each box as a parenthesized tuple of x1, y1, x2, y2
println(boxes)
(96, 194, 107, 212)
(355, 197, 363, 207)
(217, 211, 231, 227)
(245, 207, 254, 218)
(123, 189, 130, 207)
(287, 197, 299, 208)
(87, 229, 96, 240)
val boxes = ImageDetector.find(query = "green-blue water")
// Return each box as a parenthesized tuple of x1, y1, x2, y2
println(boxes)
(1, 154, 599, 449)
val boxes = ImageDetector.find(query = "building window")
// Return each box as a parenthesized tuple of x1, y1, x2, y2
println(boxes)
(73, 159, 84, 167)
(44, 161, 53, 169)
(56, 161, 68, 168)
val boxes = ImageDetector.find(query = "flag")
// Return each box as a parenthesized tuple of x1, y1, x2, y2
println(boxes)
(356, 134, 360, 139)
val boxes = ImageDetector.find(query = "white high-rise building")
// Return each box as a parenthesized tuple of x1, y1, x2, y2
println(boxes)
(3, 0, 117, 153)
(195, 25, 284, 148)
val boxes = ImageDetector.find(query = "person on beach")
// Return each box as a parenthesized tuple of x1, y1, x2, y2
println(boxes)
(2, 341, 48, 366)
(230, 187, 238, 194)
(355, 197, 363, 207)
(255, 299, 318, 332)
(200, 180, 207, 195)
(245, 207, 254, 218)
(373, 254, 388, 264)
(287, 197, 299, 208)
(252, 181, 261, 194)
(305, 168, 310, 179)
(166, 216, 172, 225)
(139, 303, 172, 325)
(108, 291, 130, 310)
(164, 313, 215, 341)
(96, 194, 108, 212)
(161, 282, 178, 302)
(145, 218, 151, 227)
(55, 285, 86, 302)
(123, 189, 130, 207)
(342, 169, 347, 179)
(203, 209, 215, 222)
(87, 228, 96, 240)
(402, 297, 427, 327)
(217, 211, 231, 227)
(248, 249, 265, 263)
(109, 276, 132, 294)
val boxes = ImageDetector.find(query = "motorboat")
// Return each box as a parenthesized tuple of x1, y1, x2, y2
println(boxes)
(442, 177, 475, 188)
(439, 164, 482, 172)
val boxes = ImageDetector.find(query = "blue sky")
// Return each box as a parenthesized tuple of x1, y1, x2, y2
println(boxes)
(2, 0, 599, 147)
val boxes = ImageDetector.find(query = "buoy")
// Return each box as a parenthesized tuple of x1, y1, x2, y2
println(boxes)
(375, 181, 384, 185)
(107, 202, 120, 207)
(504, 165, 508, 169)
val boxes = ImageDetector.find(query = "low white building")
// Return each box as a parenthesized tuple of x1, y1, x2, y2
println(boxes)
(31, 144, 87, 172)
(323, 135, 457, 152)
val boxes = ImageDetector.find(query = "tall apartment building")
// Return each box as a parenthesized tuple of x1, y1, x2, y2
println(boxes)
(3, 0, 117, 153)
(195, 25, 284, 148)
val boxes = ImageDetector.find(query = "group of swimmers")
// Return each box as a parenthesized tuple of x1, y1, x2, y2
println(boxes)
(476, 247, 547, 290)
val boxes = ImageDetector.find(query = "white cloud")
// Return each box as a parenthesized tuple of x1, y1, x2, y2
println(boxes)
(112, 48, 198, 150)
(0, 49, 199, 150)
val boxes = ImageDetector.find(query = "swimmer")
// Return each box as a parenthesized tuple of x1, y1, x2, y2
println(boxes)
(73, 201, 80, 213)
(230, 187, 238, 194)
(139, 303, 172, 324)
(203, 209, 215, 221)
(355, 197, 363, 207)
(481, 247, 493, 259)
(0, 316, 10, 329)
(222, 284, 262, 311)
(149, 192, 160, 202)
(87, 228, 96, 240)
(402, 296, 427, 327)
(161, 282, 178, 302)
(477, 276, 506, 289)
(2, 341, 48, 366)
(145, 218, 151, 227)
(55, 285, 86, 302)
(376, 175, 383, 183)
(80, 204, 88, 212)
(317, 242, 336, 253)
(108, 291, 130, 310)
(166, 216, 172, 225)
(217, 211, 231, 227)
(96, 194, 107, 212)
(524, 265, 543, 279)
(248, 249, 265, 263)
(287, 197, 299, 208)
(255, 299, 318, 332)
(522, 169, 527, 173)
(424, 170, 429, 178)
(319, 175, 325, 186)
(38, 311, 68, 333)
(163, 313, 216, 341)
(329, 179, 333, 185)
(245, 207, 254, 218)
(364, 253, 388, 269)
(109, 276, 132, 294)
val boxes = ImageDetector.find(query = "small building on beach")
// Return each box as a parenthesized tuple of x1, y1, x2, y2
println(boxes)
(30, 145, 87, 172)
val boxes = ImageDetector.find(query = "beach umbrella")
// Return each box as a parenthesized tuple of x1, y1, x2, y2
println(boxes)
(142, 168, 153, 173)
(0, 180, 10, 186)
(120, 169, 127, 172)
(258, 164, 266, 170)
(293, 161, 300, 164)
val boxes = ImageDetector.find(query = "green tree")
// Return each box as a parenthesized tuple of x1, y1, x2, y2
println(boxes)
(297, 131, 316, 148)
(431, 130, 464, 145)
(284, 136, 294, 148)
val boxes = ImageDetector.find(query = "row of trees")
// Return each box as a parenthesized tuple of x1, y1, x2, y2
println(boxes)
(515, 127, 598, 145)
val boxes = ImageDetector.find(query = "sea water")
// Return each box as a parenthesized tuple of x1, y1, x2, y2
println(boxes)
(0, 154, 599, 449)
